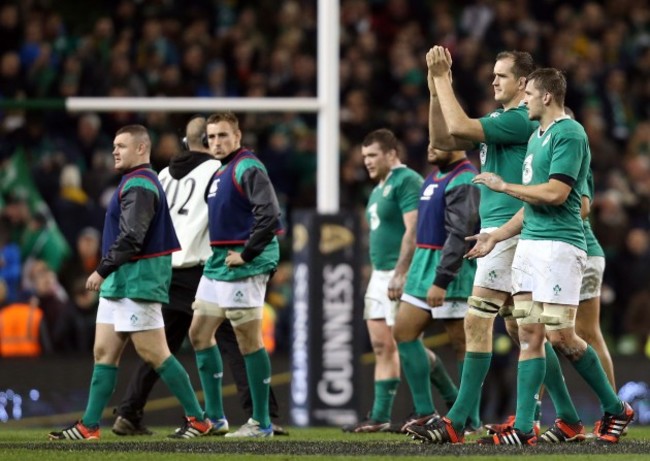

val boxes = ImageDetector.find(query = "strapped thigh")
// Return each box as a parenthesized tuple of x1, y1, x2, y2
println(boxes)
(467, 296, 503, 319)
(514, 300, 544, 325)
(541, 303, 576, 330)
(192, 299, 225, 318)
(226, 307, 263, 326)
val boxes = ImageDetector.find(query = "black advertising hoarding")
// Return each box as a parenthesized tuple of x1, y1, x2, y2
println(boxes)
(290, 211, 362, 426)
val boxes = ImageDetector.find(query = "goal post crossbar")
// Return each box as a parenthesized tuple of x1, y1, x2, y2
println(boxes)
(65, 97, 322, 113)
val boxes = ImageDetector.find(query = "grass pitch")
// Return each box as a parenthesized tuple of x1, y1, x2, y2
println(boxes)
(1, 425, 650, 461)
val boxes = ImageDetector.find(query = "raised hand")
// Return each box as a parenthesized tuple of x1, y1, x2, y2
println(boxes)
(427, 45, 452, 77)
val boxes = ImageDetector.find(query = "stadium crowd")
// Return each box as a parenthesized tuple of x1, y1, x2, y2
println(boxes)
(0, 0, 649, 357)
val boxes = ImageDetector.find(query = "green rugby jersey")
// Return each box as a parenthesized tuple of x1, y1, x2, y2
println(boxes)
(582, 168, 605, 257)
(521, 117, 590, 251)
(366, 166, 423, 270)
(478, 104, 538, 227)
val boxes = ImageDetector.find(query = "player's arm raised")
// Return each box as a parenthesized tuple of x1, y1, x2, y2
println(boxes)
(426, 47, 475, 151)
(430, 46, 485, 144)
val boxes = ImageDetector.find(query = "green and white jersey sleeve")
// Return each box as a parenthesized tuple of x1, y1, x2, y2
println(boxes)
(521, 118, 590, 251)
(582, 168, 605, 257)
(366, 166, 423, 270)
(477, 105, 539, 228)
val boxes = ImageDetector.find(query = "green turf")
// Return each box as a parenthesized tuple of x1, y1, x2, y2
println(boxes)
(1, 426, 649, 460)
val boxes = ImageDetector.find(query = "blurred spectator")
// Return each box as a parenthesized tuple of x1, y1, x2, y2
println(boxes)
(0, 217, 21, 303)
(0, 51, 22, 99)
(340, 89, 380, 146)
(152, 131, 181, 172)
(459, 0, 494, 41)
(0, 3, 22, 56)
(600, 67, 635, 147)
(610, 228, 650, 342)
(257, 129, 294, 212)
(0, 278, 52, 357)
(277, 53, 316, 96)
(52, 164, 101, 248)
(593, 188, 630, 257)
(65, 113, 113, 171)
(58, 226, 101, 352)
(104, 53, 147, 97)
(582, 108, 620, 180)
(82, 149, 120, 206)
(627, 120, 650, 159)
(196, 59, 232, 97)
(68, 277, 98, 352)
(3, 195, 70, 273)
(25, 259, 78, 353)
(59, 226, 101, 296)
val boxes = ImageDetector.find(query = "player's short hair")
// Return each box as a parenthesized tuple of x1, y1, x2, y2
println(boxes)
(115, 124, 151, 149)
(206, 111, 240, 131)
(496, 50, 535, 79)
(527, 68, 567, 106)
(362, 128, 399, 154)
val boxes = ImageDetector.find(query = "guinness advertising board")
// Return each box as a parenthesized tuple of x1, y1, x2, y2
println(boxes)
(290, 211, 363, 426)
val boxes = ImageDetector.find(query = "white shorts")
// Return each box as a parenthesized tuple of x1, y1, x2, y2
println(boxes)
(195, 274, 270, 308)
(96, 297, 164, 332)
(364, 270, 399, 326)
(473, 228, 519, 293)
(580, 256, 605, 301)
(512, 239, 586, 305)
(401, 293, 468, 319)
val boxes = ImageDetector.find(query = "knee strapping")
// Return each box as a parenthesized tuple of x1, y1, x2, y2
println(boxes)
(468, 296, 504, 319)
(542, 304, 576, 330)
(514, 300, 544, 325)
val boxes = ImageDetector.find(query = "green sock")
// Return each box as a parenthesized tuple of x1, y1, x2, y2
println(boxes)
(157, 355, 204, 419)
(397, 340, 435, 415)
(447, 352, 491, 433)
(195, 345, 224, 420)
(514, 357, 546, 434)
(429, 355, 458, 406)
(81, 363, 118, 427)
(543, 342, 580, 423)
(244, 348, 271, 428)
(370, 378, 400, 422)
(572, 345, 622, 415)
(458, 360, 482, 429)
